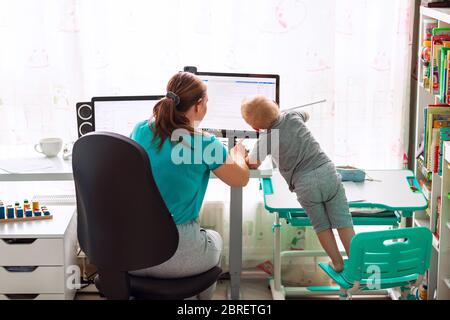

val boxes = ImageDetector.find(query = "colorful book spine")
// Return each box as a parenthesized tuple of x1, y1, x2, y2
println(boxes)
(430, 35, 450, 93)
(431, 28, 450, 37)
(434, 144, 439, 173)
(433, 44, 443, 95)
(434, 120, 450, 127)
(424, 106, 450, 168)
(439, 47, 450, 102)
(428, 128, 440, 171)
(447, 53, 450, 104)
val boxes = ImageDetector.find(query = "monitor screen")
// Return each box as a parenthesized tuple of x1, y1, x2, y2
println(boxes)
(197, 72, 279, 132)
(92, 96, 163, 137)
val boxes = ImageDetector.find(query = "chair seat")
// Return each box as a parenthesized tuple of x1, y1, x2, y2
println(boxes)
(129, 266, 222, 299)
(319, 262, 410, 290)
(95, 266, 222, 300)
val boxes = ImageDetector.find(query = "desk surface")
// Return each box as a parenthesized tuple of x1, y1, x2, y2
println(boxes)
(0, 146, 73, 181)
(0, 205, 76, 238)
(263, 170, 428, 212)
(0, 149, 269, 181)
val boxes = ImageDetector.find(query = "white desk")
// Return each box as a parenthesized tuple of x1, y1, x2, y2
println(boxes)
(0, 202, 77, 300)
(0, 147, 266, 300)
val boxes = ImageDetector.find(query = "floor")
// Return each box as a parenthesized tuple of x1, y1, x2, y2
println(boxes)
(75, 270, 390, 300)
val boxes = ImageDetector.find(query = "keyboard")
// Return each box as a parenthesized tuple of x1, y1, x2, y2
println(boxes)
(32, 194, 76, 206)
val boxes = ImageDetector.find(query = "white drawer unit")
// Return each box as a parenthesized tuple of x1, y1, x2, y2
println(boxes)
(0, 205, 77, 300)
(0, 266, 65, 293)
(0, 238, 64, 266)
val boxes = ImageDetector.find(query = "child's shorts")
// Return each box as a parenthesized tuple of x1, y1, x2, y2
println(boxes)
(291, 162, 353, 233)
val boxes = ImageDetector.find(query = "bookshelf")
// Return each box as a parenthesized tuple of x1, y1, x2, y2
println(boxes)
(437, 141, 450, 299)
(414, 6, 450, 300)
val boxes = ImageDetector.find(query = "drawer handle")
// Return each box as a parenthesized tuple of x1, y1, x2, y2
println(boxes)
(2, 266, 38, 273)
(4, 294, 39, 300)
(1, 239, 37, 245)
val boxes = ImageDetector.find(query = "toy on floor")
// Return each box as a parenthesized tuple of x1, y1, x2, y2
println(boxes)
(0, 199, 52, 223)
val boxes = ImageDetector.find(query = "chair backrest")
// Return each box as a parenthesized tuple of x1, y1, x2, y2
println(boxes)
(73, 132, 179, 272)
(343, 227, 432, 285)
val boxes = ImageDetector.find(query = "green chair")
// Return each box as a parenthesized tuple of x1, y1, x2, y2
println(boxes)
(319, 227, 432, 300)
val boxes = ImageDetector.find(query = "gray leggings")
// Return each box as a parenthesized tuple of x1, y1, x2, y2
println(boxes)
(129, 220, 223, 299)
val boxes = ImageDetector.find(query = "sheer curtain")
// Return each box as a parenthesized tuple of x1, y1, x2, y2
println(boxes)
(0, 0, 414, 272)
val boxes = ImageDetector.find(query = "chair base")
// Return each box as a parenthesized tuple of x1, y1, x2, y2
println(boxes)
(95, 267, 222, 300)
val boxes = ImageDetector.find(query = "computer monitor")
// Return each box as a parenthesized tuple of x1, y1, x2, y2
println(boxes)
(196, 72, 279, 135)
(91, 95, 163, 137)
(90, 71, 279, 138)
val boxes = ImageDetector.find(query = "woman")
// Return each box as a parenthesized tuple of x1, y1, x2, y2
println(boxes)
(129, 71, 249, 299)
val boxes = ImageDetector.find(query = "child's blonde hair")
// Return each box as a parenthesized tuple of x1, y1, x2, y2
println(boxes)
(241, 95, 280, 130)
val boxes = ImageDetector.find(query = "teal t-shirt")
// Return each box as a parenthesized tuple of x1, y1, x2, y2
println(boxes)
(130, 120, 228, 225)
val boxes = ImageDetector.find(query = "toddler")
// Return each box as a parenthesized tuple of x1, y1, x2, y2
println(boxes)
(241, 95, 355, 272)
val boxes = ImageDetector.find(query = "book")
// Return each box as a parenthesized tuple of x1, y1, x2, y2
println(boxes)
(424, 106, 450, 168)
(429, 128, 440, 171)
(423, 104, 450, 167)
(435, 196, 441, 239)
(430, 36, 450, 93)
(447, 53, 450, 104)
(438, 47, 450, 101)
(432, 28, 450, 37)
(433, 120, 450, 127)
(438, 128, 450, 175)
(419, 179, 432, 201)
(418, 155, 432, 181)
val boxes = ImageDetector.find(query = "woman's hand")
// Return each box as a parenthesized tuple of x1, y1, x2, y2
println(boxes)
(230, 139, 248, 161)
(213, 139, 250, 187)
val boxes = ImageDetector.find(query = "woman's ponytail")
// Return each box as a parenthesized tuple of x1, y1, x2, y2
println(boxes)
(151, 72, 206, 150)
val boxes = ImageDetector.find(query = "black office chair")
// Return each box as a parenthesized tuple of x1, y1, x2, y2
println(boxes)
(72, 132, 222, 300)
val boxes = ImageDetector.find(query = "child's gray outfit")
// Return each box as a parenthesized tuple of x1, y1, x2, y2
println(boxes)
(250, 111, 353, 233)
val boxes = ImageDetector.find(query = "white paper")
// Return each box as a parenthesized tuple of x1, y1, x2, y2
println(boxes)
(0, 158, 54, 173)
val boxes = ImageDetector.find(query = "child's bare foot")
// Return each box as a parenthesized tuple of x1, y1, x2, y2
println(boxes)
(329, 261, 344, 273)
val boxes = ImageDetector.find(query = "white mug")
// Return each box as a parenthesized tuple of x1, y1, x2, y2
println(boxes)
(34, 138, 63, 157)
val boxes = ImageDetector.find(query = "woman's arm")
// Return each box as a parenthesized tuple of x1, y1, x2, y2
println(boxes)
(213, 141, 250, 187)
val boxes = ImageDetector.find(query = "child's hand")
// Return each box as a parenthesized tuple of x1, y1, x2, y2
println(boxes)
(230, 139, 248, 159)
